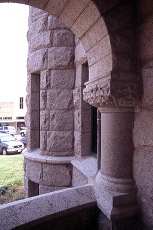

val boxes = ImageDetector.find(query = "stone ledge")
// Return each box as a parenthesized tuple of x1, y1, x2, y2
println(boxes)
(71, 157, 98, 183)
(0, 185, 96, 230)
(24, 149, 74, 164)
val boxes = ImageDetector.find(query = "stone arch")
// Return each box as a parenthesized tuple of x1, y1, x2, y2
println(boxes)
(0, 1, 144, 224)
(1, 0, 141, 108)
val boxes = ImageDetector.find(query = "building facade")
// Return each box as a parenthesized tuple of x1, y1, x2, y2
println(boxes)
(1, 1, 153, 230)
(0, 101, 15, 126)
(0, 97, 26, 129)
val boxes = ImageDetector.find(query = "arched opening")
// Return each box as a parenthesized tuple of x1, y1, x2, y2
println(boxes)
(23, 1, 112, 198)
(0, 1, 141, 230)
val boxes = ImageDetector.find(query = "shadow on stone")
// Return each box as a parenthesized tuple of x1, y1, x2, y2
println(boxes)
(14, 204, 99, 230)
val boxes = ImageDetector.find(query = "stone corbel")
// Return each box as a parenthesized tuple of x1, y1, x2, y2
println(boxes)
(83, 72, 141, 111)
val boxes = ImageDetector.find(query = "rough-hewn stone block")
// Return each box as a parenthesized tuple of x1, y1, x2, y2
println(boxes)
(50, 69, 75, 89)
(47, 89, 73, 110)
(26, 110, 39, 129)
(53, 29, 74, 47)
(40, 90, 47, 110)
(40, 70, 50, 90)
(42, 163, 72, 186)
(29, 31, 52, 51)
(50, 110, 73, 131)
(40, 110, 50, 131)
(48, 16, 66, 30)
(29, 7, 48, 23)
(28, 14, 48, 36)
(48, 47, 74, 69)
(25, 160, 42, 184)
(28, 49, 48, 73)
(41, 69, 75, 90)
(47, 131, 73, 155)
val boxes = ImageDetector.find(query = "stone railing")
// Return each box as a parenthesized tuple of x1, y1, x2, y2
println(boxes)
(0, 185, 97, 230)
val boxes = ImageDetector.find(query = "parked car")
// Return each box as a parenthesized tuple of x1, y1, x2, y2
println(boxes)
(14, 134, 27, 147)
(0, 126, 16, 135)
(0, 133, 24, 155)
(20, 136, 27, 147)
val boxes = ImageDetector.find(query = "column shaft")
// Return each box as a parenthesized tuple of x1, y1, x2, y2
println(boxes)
(95, 109, 137, 219)
(101, 111, 133, 179)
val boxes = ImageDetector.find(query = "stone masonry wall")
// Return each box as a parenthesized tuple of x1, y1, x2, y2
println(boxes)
(73, 39, 92, 157)
(27, 7, 75, 156)
(25, 7, 75, 195)
(134, 1, 153, 229)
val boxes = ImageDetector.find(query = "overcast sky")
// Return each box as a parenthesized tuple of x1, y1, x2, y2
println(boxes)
(0, 3, 29, 101)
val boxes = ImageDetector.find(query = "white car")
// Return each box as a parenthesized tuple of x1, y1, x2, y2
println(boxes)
(0, 133, 24, 155)
(0, 126, 16, 135)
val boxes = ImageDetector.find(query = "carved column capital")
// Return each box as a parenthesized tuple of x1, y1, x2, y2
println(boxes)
(83, 74, 141, 110)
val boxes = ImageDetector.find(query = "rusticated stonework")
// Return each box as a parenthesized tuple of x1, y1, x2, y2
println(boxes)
(25, 7, 75, 196)
(83, 75, 141, 109)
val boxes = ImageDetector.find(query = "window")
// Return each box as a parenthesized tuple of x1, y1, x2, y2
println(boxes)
(30, 73, 40, 149)
(82, 62, 99, 156)
(3, 117, 12, 120)
(16, 116, 24, 120)
(19, 97, 24, 109)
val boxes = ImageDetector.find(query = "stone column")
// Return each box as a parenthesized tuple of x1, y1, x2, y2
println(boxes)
(100, 111, 134, 179)
(83, 77, 140, 220)
(96, 109, 137, 219)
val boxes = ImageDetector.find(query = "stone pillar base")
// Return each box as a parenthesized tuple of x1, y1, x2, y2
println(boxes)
(95, 172, 138, 220)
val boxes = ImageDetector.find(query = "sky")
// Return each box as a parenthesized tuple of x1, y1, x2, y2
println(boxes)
(0, 3, 29, 102)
